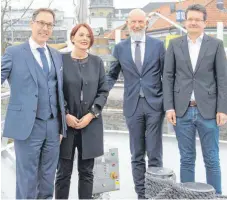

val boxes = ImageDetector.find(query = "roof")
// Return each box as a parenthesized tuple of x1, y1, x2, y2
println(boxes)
(147, 0, 227, 32)
(114, 8, 136, 14)
(105, 0, 227, 40)
(142, 2, 176, 13)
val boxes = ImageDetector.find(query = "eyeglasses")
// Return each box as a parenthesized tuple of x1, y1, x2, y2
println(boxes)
(186, 18, 204, 23)
(33, 20, 55, 29)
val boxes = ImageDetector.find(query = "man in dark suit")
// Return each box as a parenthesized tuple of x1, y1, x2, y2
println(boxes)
(1, 8, 67, 199)
(163, 4, 227, 194)
(106, 9, 165, 198)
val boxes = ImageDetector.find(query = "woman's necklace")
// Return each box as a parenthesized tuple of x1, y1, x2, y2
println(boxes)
(71, 52, 88, 60)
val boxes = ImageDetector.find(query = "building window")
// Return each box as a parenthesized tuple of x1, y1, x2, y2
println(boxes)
(170, 4, 176, 13)
(100, 12, 103, 16)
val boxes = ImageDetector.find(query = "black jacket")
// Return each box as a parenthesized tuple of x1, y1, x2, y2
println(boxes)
(60, 52, 109, 160)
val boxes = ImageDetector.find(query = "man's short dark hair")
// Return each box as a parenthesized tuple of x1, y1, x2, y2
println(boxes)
(185, 4, 207, 21)
(32, 8, 55, 22)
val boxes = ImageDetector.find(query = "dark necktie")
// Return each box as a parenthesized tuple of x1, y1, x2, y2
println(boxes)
(37, 47, 49, 77)
(134, 41, 145, 97)
(135, 41, 142, 73)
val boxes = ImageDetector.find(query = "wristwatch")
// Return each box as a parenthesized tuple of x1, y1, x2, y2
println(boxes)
(89, 105, 100, 118)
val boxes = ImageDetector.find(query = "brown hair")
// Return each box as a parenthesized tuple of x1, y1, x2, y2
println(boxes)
(32, 8, 55, 22)
(70, 23, 94, 48)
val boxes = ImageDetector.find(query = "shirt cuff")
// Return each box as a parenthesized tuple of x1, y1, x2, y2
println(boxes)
(166, 109, 175, 112)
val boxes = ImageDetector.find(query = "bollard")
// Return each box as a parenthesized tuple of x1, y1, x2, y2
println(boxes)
(182, 182, 216, 199)
(145, 167, 176, 199)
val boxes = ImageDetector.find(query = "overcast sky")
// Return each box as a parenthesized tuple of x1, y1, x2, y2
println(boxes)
(11, 0, 180, 17)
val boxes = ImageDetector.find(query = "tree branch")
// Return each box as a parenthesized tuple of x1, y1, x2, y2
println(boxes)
(1, 0, 10, 24)
(16, 0, 35, 21)
(47, 0, 55, 8)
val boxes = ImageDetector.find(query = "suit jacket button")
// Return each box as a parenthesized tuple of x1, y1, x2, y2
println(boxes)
(33, 110, 36, 112)
(84, 102, 87, 105)
(35, 95, 38, 97)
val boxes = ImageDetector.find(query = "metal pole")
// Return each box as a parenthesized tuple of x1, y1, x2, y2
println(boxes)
(179, 0, 182, 36)
(149, 12, 187, 34)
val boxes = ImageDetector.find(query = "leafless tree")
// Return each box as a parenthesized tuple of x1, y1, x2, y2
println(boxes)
(47, 0, 55, 8)
(1, 0, 35, 53)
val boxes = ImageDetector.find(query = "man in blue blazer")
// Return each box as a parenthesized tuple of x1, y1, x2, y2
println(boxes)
(106, 9, 165, 198)
(1, 8, 67, 199)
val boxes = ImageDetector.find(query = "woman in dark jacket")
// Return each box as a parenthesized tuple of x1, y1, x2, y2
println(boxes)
(55, 23, 109, 199)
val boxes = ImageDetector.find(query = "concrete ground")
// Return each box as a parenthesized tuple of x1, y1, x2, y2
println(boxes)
(2, 132, 227, 199)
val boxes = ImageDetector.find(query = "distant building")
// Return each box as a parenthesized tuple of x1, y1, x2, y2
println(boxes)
(3, 8, 69, 44)
(105, 0, 227, 47)
(89, 0, 177, 31)
(89, 0, 115, 30)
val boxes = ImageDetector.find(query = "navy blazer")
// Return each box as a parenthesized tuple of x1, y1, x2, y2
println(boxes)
(1, 42, 67, 140)
(106, 36, 166, 117)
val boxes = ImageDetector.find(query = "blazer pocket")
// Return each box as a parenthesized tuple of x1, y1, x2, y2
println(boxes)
(173, 88, 180, 93)
(153, 83, 162, 88)
(208, 89, 216, 95)
(8, 104, 22, 111)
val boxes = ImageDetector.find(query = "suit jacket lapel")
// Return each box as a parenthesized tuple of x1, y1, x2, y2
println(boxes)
(181, 36, 193, 74)
(141, 36, 155, 75)
(194, 34, 209, 74)
(48, 46, 63, 108)
(48, 46, 58, 74)
(23, 42, 38, 86)
(125, 38, 140, 75)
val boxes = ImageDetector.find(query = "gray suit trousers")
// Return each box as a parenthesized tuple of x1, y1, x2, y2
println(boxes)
(14, 117, 60, 199)
(125, 97, 164, 198)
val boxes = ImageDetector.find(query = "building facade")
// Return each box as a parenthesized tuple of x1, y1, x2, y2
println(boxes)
(3, 8, 68, 44)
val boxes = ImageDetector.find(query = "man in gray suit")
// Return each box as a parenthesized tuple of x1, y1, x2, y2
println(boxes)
(1, 8, 67, 199)
(107, 9, 165, 198)
(163, 4, 227, 194)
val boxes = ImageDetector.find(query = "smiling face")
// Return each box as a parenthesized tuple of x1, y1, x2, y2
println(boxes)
(71, 26, 91, 51)
(126, 9, 148, 41)
(185, 10, 206, 36)
(30, 11, 54, 46)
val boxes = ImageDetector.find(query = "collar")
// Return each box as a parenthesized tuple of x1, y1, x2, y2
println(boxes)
(29, 37, 48, 51)
(131, 34, 146, 44)
(187, 33, 204, 44)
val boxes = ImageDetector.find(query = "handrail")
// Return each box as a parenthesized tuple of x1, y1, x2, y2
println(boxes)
(148, 12, 187, 33)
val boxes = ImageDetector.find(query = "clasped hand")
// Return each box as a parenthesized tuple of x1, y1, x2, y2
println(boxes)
(66, 113, 94, 129)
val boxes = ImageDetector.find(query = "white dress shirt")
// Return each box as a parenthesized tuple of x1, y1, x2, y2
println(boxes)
(29, 37, 51, 71)
(188, 33, 204, 101)
(167, 33, 204, 112)
(131, 35, 146, 65)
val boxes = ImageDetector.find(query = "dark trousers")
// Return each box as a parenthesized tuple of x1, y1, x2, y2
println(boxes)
(55, 132, 95, 199)
(125, 97, 164, 199)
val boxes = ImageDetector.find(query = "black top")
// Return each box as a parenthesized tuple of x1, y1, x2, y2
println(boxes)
(62, 52, 108, 118)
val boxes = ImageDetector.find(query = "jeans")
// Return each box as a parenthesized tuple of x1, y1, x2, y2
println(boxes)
(174, 107, 222, 194)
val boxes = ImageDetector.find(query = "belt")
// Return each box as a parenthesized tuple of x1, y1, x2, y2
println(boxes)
(189, 101, 197, 107)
